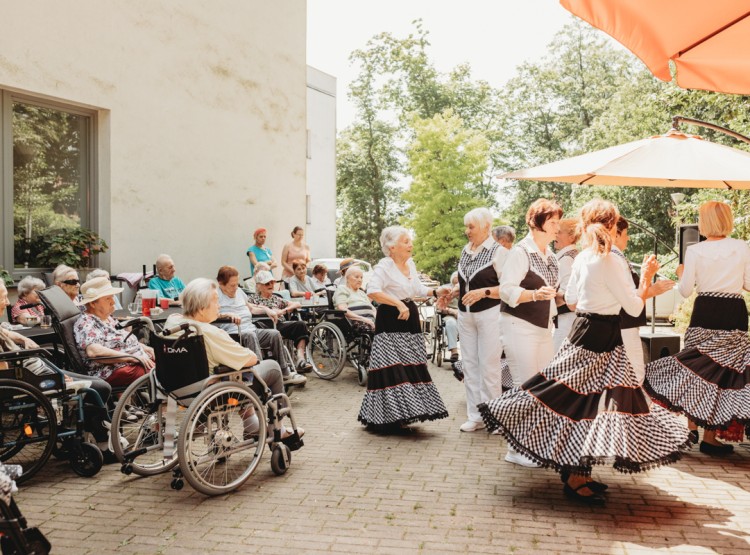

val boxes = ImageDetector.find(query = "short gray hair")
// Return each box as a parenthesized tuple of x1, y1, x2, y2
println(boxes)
(491, 225, 516, 244)
(380, 226, 411, 256)
(464, 207, 493, 230)
(85, 268, 110, 282)
(17, 276, 45, 297)
(180, 278, 218, 317)
(52, 264, 77, 284)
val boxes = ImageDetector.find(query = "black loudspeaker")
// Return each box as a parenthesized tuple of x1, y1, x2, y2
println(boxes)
(640, 332, 682, 364)
(679, 224, 704, 264)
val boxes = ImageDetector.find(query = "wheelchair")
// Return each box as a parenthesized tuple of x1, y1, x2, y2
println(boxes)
(110, 320, 303, 496)
(0, 349, 106, 485)
(0, 462, 50, 555)
(430, 310, 448, 367)
(304, 302, 373, 387)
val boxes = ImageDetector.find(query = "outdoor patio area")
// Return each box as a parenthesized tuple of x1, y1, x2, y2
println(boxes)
(16, 359, 750, 555)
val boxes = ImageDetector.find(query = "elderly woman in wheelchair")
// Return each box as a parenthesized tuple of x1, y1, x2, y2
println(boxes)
(306, 267, 374, 386)
(1, 281, 111, 482)
(111, 278, 304, 495)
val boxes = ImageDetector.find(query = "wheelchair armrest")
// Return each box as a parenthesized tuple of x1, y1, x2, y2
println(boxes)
(214, 365, 235, 375)
(0, 348, 54, 363)
(115, 317, 156, 333)
(213, 316, 234, 324)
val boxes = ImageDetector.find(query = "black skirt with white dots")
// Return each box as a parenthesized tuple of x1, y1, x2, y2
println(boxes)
(358, 301, 448, 429)
(645, 292, 750, 433)
(479, 312, 690, 476)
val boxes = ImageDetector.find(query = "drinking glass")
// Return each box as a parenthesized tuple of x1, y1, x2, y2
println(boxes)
(41, 315, 52, 329)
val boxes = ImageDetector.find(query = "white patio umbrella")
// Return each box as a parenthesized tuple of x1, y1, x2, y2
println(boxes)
(501, 129, 750, 189)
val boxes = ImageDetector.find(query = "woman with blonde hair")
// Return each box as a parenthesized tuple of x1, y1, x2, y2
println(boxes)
(480, 198, 689, 505)
(645, 200, 750, 455)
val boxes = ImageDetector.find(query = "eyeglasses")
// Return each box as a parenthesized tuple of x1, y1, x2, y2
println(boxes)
(62, 279, 80, 285)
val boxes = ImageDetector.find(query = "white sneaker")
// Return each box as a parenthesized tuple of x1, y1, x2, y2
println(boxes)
(283, 372, 307, 386)
(459, 420, 486, 433)
(504, 447, 541, 468)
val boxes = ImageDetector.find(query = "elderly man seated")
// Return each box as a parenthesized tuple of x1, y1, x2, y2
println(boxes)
(216, 265, 306, 386)
(247, 271, 312, 373)
(288, 261, 324, 299)
(438, 272, 460, 363)
(10, 276, 46, 325)
(332, 266, 375, 333)
(148, 254, 185, 306)
(165, 278, 303, 439)
(74, 277, 155, 387)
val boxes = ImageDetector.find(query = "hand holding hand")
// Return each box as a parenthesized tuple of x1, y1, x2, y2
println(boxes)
(648, 279, 675, 298)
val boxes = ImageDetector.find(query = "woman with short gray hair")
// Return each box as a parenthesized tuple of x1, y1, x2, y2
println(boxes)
(166, 278, 304, 438)
(358, 226, 451, 432)
(10, 276, 46, 325)
(450, 208, 508, 434)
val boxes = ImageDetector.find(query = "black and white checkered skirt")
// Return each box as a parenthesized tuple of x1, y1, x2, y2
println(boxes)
(479, 312, 690, 476)
(644, 293, 750, 432)
(358, 301, 448, 429)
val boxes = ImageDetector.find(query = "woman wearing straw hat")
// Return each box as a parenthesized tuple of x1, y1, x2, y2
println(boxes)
(73, 277, 155, 387)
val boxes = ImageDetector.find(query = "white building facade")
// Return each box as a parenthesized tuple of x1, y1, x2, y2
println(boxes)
(0, 0, 309, 283)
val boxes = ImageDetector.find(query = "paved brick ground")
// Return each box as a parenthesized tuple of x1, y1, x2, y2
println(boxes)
(15, 360, 750, 554)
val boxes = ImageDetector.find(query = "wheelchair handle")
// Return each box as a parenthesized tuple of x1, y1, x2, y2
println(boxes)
(161, 322, 192, 336)
(116, 317, 156, 333)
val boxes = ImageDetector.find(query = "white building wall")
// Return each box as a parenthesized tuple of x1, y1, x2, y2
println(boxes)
(0, 0, 307, 281)
(305, 66, 337, 259)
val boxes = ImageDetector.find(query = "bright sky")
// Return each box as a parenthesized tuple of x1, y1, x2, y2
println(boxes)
(307, 0, 576, 131)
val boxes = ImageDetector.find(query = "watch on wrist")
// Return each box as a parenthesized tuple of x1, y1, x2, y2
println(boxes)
(485, 288, 491, 297)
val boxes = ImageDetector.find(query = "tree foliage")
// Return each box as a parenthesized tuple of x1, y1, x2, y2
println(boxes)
(403, 110, 488, 281)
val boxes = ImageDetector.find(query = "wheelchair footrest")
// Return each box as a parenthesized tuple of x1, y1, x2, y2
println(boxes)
(281, 434, 304, 452)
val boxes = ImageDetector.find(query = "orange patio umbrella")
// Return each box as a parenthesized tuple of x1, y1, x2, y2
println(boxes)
(561, 0, 750, 94)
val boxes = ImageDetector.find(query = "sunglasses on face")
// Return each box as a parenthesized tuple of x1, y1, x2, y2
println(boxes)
(62, 279, 80, 285)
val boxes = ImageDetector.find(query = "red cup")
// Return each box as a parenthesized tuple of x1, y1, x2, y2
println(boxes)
(160, 298, 169, 309)
(150, 298, 157, 309)
(142, 299, 151, 316)
(304, 291, 312, 300)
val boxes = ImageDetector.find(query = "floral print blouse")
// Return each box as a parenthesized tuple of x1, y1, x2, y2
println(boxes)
(73, 312, 146, 379)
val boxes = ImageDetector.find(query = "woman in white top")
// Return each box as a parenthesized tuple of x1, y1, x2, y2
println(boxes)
(645, 201, 750, 456)
(480, 199, 689, 505)
(552, 218, 580, 352)
(500, 199, 562, 389)
(358, 226, 450, 431)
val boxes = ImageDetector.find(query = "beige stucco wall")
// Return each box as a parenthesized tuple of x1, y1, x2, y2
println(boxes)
(0, 0, 307, 281)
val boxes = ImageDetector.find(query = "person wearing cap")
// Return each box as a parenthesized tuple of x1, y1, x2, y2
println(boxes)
(333, 258, 357, 288)
(74, 277, 155, 387)
(148, 254, 185, 306)
(247, 270, 313, 373)
(247, 228, 277, 278)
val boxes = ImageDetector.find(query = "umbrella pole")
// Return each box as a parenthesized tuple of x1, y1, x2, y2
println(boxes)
(672, 116, 750, 146)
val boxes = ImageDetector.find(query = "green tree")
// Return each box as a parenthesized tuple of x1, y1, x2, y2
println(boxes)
(403, 110, 488, 281)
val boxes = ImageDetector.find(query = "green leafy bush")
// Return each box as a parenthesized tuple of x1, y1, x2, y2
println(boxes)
(36, 228, 108, 268)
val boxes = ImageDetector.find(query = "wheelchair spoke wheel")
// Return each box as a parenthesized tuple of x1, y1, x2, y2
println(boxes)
(178, 382, 266, 496)
(306, 322, 346, 380)
(111, 374, 182, 476)
(0, 379, 57, 485)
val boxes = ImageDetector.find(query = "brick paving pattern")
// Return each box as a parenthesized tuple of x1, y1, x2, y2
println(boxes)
(16, 361, 750, 554)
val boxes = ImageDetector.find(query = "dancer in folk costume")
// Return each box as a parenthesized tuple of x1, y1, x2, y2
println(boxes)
(553, 218, 581, 352)
(480, 199, 690, 505)
(645, 201, 750, 456)
(358, 226, 450, 431)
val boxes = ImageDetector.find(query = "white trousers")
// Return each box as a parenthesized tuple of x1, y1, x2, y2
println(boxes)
(621, 327, 645, 385)
(502, 314, 554, 387)
(457, 306, 504, 422)
(553, 312, 576, 353)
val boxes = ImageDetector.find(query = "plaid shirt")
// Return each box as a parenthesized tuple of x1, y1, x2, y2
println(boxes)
(73, 312, 146, 379)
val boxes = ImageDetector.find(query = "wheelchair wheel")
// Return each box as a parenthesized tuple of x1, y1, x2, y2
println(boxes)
(111, 374, 182, 477)
(0, 379, 57, 485)
(270, 443, 291, 476)
(178, 382, 266, 496)
(306, 322, 345, 380)
(69, 442, 103, 477)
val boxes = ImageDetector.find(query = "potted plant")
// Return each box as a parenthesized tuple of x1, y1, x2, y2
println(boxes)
(0, 266, 13, 287)
(36, 228, 109, 269)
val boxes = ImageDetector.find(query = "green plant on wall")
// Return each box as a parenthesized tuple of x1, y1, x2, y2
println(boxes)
(35, 228, 108, 269)
(0, 267, 13, 287)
